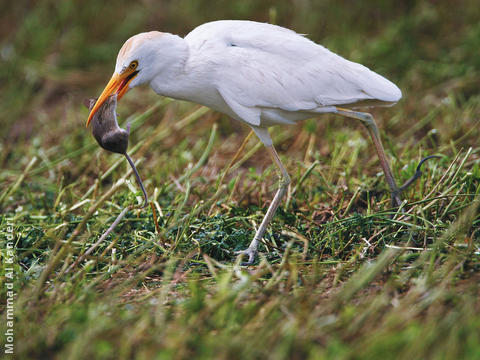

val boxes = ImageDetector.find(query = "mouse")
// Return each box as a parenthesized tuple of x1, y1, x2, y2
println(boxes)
(84, 94, 148, 208)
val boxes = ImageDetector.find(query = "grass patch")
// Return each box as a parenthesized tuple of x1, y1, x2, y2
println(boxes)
(1, 0, 480, 359)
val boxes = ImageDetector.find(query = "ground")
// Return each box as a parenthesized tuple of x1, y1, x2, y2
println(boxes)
(1, 1, 480, 359)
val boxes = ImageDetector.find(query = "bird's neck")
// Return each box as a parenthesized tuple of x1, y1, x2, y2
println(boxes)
(148, 34, 192, 99)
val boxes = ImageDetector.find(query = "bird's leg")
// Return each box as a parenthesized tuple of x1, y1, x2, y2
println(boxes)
(236, 145, 291, 264)
(335, 107, 402, 207)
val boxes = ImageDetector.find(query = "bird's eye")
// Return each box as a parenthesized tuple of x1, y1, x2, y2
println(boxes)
(129, 61, 138, 69)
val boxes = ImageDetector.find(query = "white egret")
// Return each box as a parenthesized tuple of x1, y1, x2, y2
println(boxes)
(87, 20, 405, 264)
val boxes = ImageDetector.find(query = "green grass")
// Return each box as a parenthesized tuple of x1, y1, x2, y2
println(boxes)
(1, 1, 480, 359)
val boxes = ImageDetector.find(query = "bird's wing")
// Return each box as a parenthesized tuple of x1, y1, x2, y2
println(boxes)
(186, 21, 401, 126)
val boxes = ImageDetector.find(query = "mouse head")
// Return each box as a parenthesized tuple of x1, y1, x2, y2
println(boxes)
(83, 94, 118, 120)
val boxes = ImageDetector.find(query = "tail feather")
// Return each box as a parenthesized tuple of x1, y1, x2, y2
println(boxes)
(351, 62, 402, 103)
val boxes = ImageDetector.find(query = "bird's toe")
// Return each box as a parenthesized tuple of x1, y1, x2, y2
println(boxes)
(235, 247, 258, 265)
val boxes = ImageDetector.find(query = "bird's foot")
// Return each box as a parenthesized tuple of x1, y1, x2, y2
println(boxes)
(235, 247, 258, 265)
(391, 191, 403, 208)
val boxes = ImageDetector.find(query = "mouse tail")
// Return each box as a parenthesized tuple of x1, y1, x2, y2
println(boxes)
(124, 154, 149, 208)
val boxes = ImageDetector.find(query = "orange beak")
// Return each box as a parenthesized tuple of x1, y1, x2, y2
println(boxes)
(86, 69, 138, 127)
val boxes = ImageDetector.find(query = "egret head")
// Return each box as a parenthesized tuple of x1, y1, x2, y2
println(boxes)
(86, 31, 164, 126)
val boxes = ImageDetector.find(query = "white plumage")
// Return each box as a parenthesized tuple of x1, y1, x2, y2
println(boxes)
(184, 20, 401, 118)
(88, 20, 403, 263)
(127, 20, 401, 144)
